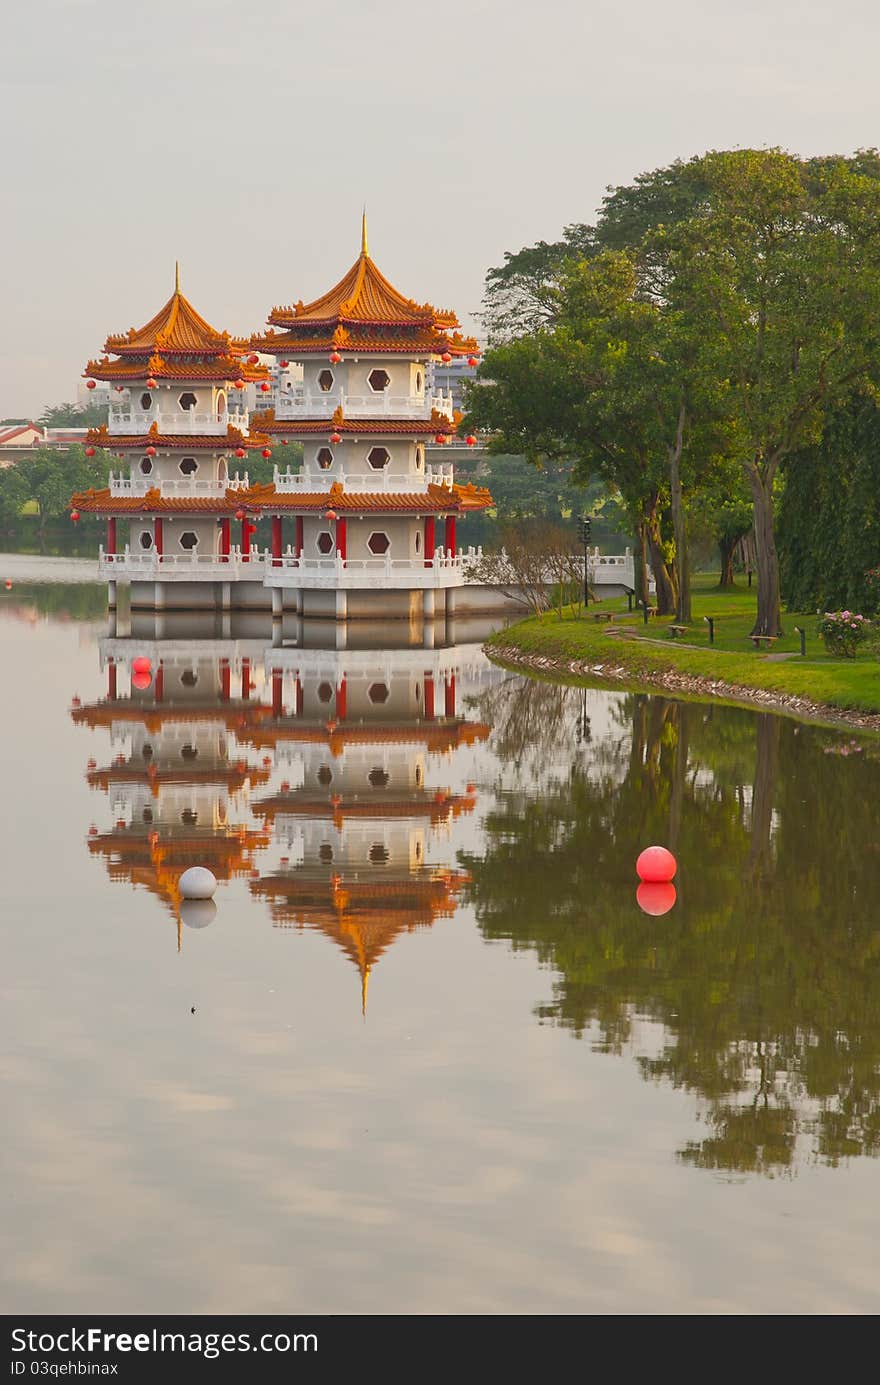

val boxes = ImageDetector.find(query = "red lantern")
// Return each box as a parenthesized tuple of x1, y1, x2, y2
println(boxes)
(329, 351, 342, 364)
(329, 431, 342, 444)
(465, 435, 477, 447)
(467, 355, 479, 367)
(86, 379, 97, 390)
(145, 377, 157, 389)
(145, 446, 156, 457)
(235, 447, 246, 459)
(260, 382, 271, 393)
(234, 378, 245, 389)
(434, 434, 446, 445)
(325, 509, 338, 521)
(262, 448, 272, 459)
(85, 447, 96, 457)
(114, 385, 125, 393)
(70, 510, 80, 522)
(248, 353, 259, 365)
(440, 351, 453, 364)
(280, 360, 289, 368)
(235, 508, 246, 521)
(281, 439, 289, 446)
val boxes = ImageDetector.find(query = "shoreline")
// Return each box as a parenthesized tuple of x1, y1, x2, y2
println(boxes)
(486, 641, 880, 734)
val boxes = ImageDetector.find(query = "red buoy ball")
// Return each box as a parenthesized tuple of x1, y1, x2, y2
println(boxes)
(636, 881, 677, 917)
(4, 579, 12, 590)
(636, 845, 677, 883)
(131, 669, 152, 691)
(132, 656, 152, 675)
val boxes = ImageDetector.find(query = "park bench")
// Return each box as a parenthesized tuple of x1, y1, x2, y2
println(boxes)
(668, 625, 689, 639)
(591, 611, 614, 622)
(748, 634, 778, 650)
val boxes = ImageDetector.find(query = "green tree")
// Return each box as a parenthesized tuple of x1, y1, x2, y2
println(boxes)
(39, 401, 106, 428)
(664, 149, 880, 635)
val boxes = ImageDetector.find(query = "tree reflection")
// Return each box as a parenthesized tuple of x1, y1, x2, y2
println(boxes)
(464, 678, 880, 1174)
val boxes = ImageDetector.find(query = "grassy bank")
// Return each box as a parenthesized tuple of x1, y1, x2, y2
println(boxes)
(487, 578, 880, 716)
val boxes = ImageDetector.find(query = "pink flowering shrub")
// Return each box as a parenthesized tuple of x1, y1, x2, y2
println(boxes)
(817, 610, 869, 657)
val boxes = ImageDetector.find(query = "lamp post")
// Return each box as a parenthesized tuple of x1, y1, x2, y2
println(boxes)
(579, 514, 592, 608)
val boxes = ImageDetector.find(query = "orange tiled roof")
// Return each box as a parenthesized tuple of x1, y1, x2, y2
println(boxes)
(254, 406, 460, 438)
(251, 327, 478, 357)
(69, 479, 493, 515)
(253, 790, 476, 825)
(85, 422, 270, 452)
(238, 720, 491, 754)
(71, 701, 274, 730)
(88, 764, 271, 790)
(85, 355, 268, 384)
(266, 241, 459, 331)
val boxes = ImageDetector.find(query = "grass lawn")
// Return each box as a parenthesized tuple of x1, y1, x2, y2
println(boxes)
(488, 575, 880, 715)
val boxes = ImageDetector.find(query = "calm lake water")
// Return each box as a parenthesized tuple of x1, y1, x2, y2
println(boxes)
(2, 565, 880, 1315)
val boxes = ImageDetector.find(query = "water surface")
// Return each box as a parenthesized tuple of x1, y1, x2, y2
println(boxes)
(2, 574, 880, 1314)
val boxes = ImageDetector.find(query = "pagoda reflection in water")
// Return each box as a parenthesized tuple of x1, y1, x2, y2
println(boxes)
(72, 619, 501, 999)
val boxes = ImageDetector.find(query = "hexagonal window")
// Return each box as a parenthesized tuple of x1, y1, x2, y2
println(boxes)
(415, 445, 424, 470)
(368, 682, 390, 704)
(140, 392, 153, 411)
(368, 768, 389, 788)
(178, 391, 197, 411)
(142, 807, 153, 823)
(319, 843, 334, 863)
(415, 532, 422, 554)
(181, 744, 198, 759)
(180, 670, 198, 687)
(317, 763, 333, 781)
(317, 369, 334, 392)
(367, 446, 390, 470)
(140, 457, 153, 475)
(367, 532, 390, 555)
(316, 447, 334, 470)
(179, 531, 199, 551)
(415, 371, 423, 393)
(369, 843, 389, 865)
(181, 809, 198, 825)
(316, 531, 334, 555)
(317, 684, 334, 705)
(139, 531, 153, 550)
(179, 457, 198, 476)
(368, 369, 391, 392)
(141, 744, 153, 759)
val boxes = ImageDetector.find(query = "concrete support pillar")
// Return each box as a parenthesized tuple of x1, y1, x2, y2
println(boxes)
(422, 587, 435, 620)
(422, 620, 435, 650)
(335, 590, 347, 622)
(335, 621, 348, 651)
(271, 587, 283, 617)
(107, 580, 117, 609)
(220, 581, 231, 611)
(154, 582, 165, 611)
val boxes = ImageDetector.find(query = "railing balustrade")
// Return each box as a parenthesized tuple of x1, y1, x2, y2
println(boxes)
(106, 409, 249, 435)
(273, 389, 455, 421)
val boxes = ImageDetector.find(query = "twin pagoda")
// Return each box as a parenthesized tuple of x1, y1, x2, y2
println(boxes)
(72, 223, 494, 621)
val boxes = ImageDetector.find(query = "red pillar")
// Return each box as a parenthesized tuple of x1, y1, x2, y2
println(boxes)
(272, 515, 282, 567)
(424, 675, 435, 720)
(106, 517, 117, 555)
(272, 671, 283, 717)
(444, 673, 456, 718)
(108, 660, 117, 701)
(241, 657, 250, 700)
(424, 515, 435, 568)
(154, 517, 163, 557)
(155, 666, 164, 702)
(335, 677, 347, 721)
(295, 516, 304, 558)
(220, 517, 231, 559)
(336, 517, 347, 562)
(294, 676, 303, 716)
(220, 661, 231, 701)
(241, 516, 250, 563)
(444, 515, 456, 559)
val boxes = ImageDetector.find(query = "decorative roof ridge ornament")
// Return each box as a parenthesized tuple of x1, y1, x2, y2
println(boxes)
(331, 404, 345, 425)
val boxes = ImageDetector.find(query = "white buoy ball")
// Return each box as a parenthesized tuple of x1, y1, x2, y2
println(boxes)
(179, 898, 217, 929)
(178, 866, 218, 900)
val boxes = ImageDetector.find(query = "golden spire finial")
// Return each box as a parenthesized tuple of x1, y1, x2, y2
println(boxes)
(361, 963, 370, 1018)
(361, 208, 368, 258)
(175, 260, 181, 293)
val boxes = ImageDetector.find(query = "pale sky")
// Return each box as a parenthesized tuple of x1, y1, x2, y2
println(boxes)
(3, 0, 879, 418)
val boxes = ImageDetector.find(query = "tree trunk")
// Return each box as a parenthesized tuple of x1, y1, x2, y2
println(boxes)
(718, 534, 737, 587)
(635, 520, 650, 608)
(745, 462, 783, 636)
(748, 713, 780, 882)
(669, 404, 691, 623)
(645, 508, 676, 616)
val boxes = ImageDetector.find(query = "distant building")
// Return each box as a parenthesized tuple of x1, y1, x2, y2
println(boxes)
(0, 423, 90, 464)
(427, 354, 480, 413)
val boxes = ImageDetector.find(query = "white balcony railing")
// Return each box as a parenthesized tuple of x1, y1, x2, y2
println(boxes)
(98, 545, 270, 580)
(272, 389, 455, 422)
(106, 409, 249, 436)
(272, 464, 455, 494)
(263, 546, 483, 591)
(108, 472, 250, 498)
